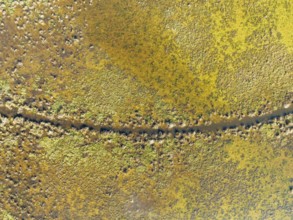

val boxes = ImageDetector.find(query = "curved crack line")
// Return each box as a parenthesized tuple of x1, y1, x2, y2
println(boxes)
(0, 104, 292, 136)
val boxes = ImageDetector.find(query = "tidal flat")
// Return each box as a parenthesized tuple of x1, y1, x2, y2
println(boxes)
(0, 0, 292, 219)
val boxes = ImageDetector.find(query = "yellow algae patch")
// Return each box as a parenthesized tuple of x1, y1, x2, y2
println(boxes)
(209, 0, 281, 60)
(224, 137, 274, 171)
(208, 0, 293, 113)
(275, 0, 293, 53)
(219, 136, 292, 219)
(84, 0, 226, 115)
(209, 0, 253, 60)
(224, 137, 292, 175)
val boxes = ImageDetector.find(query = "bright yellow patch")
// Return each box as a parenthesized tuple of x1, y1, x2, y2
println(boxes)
(275, 0, 293, 52)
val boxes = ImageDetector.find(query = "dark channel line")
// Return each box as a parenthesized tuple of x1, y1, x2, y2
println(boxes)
(0, 104, 292, 136)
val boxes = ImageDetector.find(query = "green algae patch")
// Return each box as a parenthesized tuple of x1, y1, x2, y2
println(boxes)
(0, 209, 15, 220)
(2, 111, 292, 219)
(51, 67, 165, 123)
(37, 131, 293, 219)
(0, 80, 10, 93)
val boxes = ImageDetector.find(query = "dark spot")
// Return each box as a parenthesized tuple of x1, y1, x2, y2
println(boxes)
(50, 73, 57, 79)
(122, 167, 128, 173)
(119, 130, 131, 135)
(222, 126, 228, 131)
(100, 127, 111, 132)
(229, 125, 237, 129)
(244, 124, 251, 129)
(157, 129, 164, 135)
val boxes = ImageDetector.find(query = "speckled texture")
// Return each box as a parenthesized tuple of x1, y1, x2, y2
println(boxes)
(0, 0, 292, 219)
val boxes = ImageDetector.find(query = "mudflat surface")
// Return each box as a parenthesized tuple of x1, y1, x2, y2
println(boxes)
(0, 0, 292, 219)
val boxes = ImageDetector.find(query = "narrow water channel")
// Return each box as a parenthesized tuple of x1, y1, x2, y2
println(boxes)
(0, 103, 292, 135)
